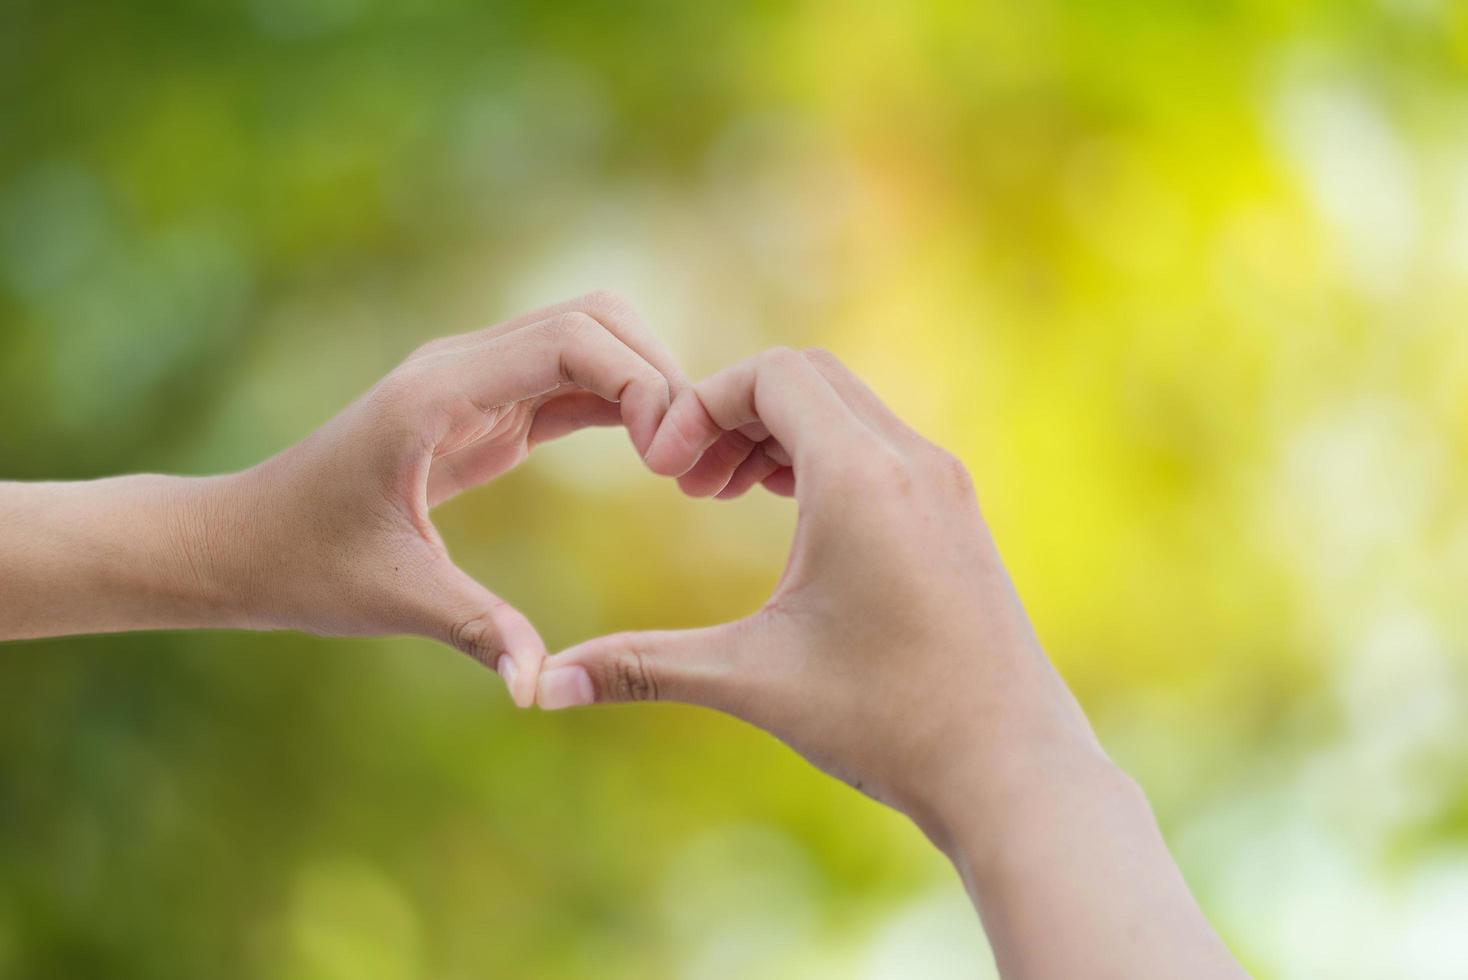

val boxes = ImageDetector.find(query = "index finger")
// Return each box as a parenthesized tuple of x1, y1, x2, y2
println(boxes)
(643, 347, 872, 479)
(425, 312, 672, 454)
(419, 290, 688, 398)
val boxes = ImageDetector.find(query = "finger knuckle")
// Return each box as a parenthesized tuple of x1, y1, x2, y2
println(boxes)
(925, 447, 975, 498)
(852, 445, 915, 494)
(759, 345, 802, 373)
(449, 614, 503, 667)
(541, 310, 597, 343)
(578, 289, 637, 319)
(648, 371, 673, 406)
(611, 647, 660, 703)
(801, 345, 839, 367)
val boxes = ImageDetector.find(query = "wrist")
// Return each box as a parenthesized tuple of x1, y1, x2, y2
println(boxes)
(904, 678, 1121, 863)
(162, 469, 272, 631)
(926, 732, 1147, 891)
(0, 471, 277, 640)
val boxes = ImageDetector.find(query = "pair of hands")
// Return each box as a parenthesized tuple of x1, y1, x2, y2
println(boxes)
(210, 291, 1094, 848)
(2, 289, 1245, 976)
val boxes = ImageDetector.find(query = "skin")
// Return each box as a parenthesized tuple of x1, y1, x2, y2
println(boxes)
(0, 291, 687, 708)
(0, 300, 1246, 977)
(540, 346, 1249, 979)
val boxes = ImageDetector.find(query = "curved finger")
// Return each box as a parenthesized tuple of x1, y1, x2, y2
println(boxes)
(737, 420, 771, 443)
(676, 429, 759, 498)
(411, 563, 547, 708)
(544, 291, 689, 396)
(643, 347, 871, 482)
(430, 291, 689, 397)
(715, 443, 782, 499)
(527, 390, 624, 446)
(762, 467, 796, 497)
(762, 438, 791, 468)
(428, 313, 672, 455)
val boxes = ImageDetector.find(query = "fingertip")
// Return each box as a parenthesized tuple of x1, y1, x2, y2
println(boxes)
(488, 607, 547, 709)
(512, 652, 551, 708)
(647, 372, 676, 444)
(643, 444, 684, 477)
(676, 470, 730, 499)
(714, 442, 780, 499)
(642, 419, 688, 476)
(644, 390, 718, 477)
(620, 387, 665, 461)
(537, 635, 623, 708)
(496, 654, 525, 708)
(537, 664, 595, 711)
(627, 416, 657, 461)
(762, 467, 796, 497)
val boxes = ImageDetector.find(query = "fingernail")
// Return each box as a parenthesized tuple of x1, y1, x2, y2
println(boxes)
(497, 655, 519, 697)
(538, 666, 595, 711)
(638, 427, 660, 463)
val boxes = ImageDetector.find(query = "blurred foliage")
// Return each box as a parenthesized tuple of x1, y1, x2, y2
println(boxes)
(3, 0, 1468, 977)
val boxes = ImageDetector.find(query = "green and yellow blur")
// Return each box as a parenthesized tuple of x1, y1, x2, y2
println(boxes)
(2, 1, 1467, 977)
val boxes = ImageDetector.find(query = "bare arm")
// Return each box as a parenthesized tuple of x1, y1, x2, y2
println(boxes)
(542, 347, 1247, 979)
(0, 475, 249, 638)
(0, 291, 684, 710)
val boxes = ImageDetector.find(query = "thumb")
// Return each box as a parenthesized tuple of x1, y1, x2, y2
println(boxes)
(537, 621, 751, 712)
(414, 563, 547, 709)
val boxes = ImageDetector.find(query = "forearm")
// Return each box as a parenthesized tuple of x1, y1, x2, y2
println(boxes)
(941, 740, 1246, 979)
(0, 475, 254, 640)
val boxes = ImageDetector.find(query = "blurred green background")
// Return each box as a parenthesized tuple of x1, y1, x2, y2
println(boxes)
(3, 1, 1468, 977)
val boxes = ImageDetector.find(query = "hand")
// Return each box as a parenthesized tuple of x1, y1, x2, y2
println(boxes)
(210, 292, 684, 706)
(535, 345, 1095, 837)
(539, 347, 1245, 979)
